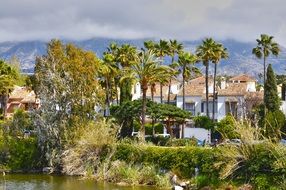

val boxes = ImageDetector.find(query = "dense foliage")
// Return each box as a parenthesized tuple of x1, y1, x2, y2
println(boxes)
(111, 99, 191, 137)
(34, 40, 104, 167)
(265, 64, 280, 112)
(193, 115, 214, 130)
(114, 143, 218, 179)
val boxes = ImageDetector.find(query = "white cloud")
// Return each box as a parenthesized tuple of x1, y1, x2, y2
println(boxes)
(0, 0, 285, 45)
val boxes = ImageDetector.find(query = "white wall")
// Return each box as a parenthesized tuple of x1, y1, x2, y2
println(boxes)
(217, 96, 245, 121)
(247, 81, 256, 92)
(280, 101, 286, 115)
(170, 83, 179, 94)
(217, 96, 226, 121)
(132, 82, 141, 100)
(184, 127, 211, 143)
(177, 96, 202, 116)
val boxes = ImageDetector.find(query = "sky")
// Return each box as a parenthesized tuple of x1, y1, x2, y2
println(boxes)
(1, 0, 286, 45)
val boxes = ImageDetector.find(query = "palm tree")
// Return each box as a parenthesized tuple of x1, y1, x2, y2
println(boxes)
(196, 38, 217, 118)
(116, 44, 137, 104)
(144, 40, 155, 50)
(154, 39, 170, 103)
(100, 53, 118, 116)
(168, 40, 183, 104)
(252, 34, 280, 118)
(211, 43, 229, 121)
(131, 50, 171, 142)
(178, 52, 198, 138)
(106, 42, 120, 104)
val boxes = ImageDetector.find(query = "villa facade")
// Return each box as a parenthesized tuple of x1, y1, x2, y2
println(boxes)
(5, 86, 40, 118)
(131, 74, 264, 140)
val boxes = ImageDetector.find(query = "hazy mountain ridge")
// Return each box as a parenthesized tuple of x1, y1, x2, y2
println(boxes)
(0, 38, 286, 77)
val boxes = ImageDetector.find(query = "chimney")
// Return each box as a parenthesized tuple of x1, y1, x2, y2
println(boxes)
(220, 77, 226, 89)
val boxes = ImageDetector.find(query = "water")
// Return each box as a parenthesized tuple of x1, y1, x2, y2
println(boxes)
(0, 174, 161, 190)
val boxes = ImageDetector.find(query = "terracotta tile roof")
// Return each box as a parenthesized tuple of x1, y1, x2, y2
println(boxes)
(9, 86, 37, 103)
(9, 86, 30, 99)
(178, 83, 206, 96)
(189, 76, 213, 85)
(218, 83, 248, 96)
(229, 74, 256, 82)
(178, 76, 215, 97)
(245, 91, 263, 100)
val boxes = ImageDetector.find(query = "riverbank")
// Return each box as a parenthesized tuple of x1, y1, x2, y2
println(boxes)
(1, 174, 162, 190)
(2, 120, 286, 189)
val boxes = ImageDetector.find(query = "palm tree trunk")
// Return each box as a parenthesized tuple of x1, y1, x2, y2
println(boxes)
(115, 82, 119, 105)
(182, 70, 185, 138)
(168, 56, 175, 105)
(105, 77, 110, 117)
(160, 83, 163, 103)
(141, 84, 148, 143)
(263, 52, 266, 128)
(167, 79, 172, 104)
(151, 83, 155, 101)
(212, 63, 217, 121)
(205, 62, 209, 118)
(160, 55, 164, 104)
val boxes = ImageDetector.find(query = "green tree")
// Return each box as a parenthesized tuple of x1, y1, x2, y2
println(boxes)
(178, 52, 199, 112)
(154, 39, 170, 103)
(111, 99, 191, 138)
(10, 109, 32, 136)
(252, 34, 280, 118)
(265, 64, 280, 112)
(264, 110, 285, 140)
(216, 115, 238, 140)
(144, 40, 155, 50)
(193, 116, 214, 130)
(178, 52, 199, 138)
(0, 60, 19, 118)
(211, 42, 228, 121)
(34, 40, 104, 167)
(196, 38, 217, 118)
(100, 52, 118, 116)
(116, 44, 137, 104)
(131, 50, 171, 142)
(167, 40, 183, 104)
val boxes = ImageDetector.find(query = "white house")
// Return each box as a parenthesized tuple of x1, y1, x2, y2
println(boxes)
(129, 74, 263, 140)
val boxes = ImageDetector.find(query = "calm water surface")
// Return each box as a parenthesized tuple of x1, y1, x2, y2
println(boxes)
(0, 174, 162, 190)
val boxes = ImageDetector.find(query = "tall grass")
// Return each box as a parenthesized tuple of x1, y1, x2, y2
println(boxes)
(96, 160, 171, 188)
(61, 118, 118, 176)
(215, 119, 286, 188)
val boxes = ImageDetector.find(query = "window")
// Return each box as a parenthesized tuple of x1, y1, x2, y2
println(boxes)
(185, 102, 195, 115)
(225, 102, 238, 118)
(201, 102, 218, 113)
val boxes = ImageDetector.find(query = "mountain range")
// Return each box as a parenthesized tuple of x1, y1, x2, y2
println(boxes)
(0, 38, 286, 78)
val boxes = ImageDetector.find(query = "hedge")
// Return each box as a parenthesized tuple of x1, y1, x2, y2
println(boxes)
(113, 143, 219, 178)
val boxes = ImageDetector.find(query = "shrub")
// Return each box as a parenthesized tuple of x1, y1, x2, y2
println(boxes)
(61, 119, 118, 175)
(264, 110, 286, 140)
(145, 123, 164, 135)
(6, 137, 40, 170)
(150, 136, 170, 146)
(193, 116, 214, 130)
(165, 138, 197, 147)
(216, 122, 286, 189)
(114, 143, 219, 179)
(98, 160, 171, 188)
(216, 115, 239, 140)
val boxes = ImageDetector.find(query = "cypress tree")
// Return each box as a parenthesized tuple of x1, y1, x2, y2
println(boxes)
(264, 64, 280, 112)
